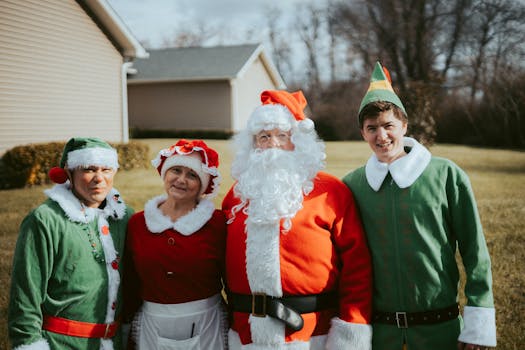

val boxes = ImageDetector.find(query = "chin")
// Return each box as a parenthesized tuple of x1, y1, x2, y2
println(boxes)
(91, 193, 108, 203)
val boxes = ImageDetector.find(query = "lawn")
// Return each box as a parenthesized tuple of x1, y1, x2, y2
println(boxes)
(1, 139, 524, 349)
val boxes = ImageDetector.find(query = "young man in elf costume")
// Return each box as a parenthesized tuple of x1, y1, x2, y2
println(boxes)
(8, 137, 133, 350)
(222, 90, 373, 349)
(342, 62, 496, 350)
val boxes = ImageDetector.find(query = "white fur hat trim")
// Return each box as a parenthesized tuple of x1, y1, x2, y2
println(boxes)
(160, 153, 210, 194)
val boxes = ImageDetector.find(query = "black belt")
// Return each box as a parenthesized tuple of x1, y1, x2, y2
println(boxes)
(228, 291, 338, 331)
(373, 303, 459, 328)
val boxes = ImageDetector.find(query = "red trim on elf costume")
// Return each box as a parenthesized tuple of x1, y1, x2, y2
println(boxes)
(42, 315, 119, 339)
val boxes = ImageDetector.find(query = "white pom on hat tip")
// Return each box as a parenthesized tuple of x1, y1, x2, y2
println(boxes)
(298, 118, 315, 132)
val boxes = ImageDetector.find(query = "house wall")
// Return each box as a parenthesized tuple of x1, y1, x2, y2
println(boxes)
(233, 56, 281, 132)
(127, 81, 231, 130)
(0, 0, 125, 155)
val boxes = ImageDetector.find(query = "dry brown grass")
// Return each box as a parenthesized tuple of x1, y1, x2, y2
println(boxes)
(1, 140, 523, 349)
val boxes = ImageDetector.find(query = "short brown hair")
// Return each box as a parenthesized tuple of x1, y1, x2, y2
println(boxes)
(358, 101, 407, 129)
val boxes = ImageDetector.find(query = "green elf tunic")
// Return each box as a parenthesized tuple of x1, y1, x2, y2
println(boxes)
(8, 183, 133, 350)
(342, 137, 496, 350)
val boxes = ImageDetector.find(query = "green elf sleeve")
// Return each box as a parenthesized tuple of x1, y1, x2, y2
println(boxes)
(8, 210, 53, 350)
(447, 164, 496, 347)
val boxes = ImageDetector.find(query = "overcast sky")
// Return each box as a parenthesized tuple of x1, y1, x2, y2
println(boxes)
(106, 0, 319, 48)
(106, 0, 342, 84)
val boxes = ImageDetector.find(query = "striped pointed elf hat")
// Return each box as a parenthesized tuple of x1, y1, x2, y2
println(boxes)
(358, 61, 406, 121)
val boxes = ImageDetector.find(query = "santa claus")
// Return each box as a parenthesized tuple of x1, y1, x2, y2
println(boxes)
(222, 90, 373, 349)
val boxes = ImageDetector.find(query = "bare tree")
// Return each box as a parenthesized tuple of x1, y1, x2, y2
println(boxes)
(329, 0, 455, 143)
(263, 5, 294, 84)
(294, 4, 326, 94)
(325, 2, 340, 83)
(460, 0, 525, 101)
(159, 20, 219, 48)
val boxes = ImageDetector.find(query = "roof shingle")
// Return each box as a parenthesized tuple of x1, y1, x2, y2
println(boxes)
(128, 44, 261, 81)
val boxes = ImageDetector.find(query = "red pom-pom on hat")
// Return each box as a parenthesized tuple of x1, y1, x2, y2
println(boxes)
(48, 167, 68, 184)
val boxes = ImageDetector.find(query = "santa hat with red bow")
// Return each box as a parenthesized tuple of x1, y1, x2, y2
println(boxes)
(151, 139, 221, 198)
(247, 90, 315, 135)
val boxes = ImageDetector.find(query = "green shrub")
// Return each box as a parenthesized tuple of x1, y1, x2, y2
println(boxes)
(130, 128, 233, 140)
(109, 141, 150, 171)
(0, 141, 149, 189)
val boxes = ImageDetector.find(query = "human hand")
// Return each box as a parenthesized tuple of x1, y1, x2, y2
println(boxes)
(457, 341, 490, 350)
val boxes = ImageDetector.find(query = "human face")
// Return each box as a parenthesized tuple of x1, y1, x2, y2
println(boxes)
(254, 128, 294, 151)
(361, 109, 408, 164)
(69, 166, 115, 208)
(163, 166, 201, 203)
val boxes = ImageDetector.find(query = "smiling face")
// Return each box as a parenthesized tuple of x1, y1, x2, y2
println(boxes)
(361, 108, 408, 164)
(163, 165, 202, 203)
(69, 166, 116, 208)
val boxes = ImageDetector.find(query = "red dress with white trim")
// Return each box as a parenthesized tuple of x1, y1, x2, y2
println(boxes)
(125, 196, 227, 350)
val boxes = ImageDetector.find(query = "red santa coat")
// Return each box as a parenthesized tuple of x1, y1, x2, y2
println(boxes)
(222, 172, 372, 349)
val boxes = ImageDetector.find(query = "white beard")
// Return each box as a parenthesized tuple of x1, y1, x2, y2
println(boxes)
(232, 148, 313, 230)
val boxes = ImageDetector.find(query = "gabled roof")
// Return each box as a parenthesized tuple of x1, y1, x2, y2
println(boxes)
(82, 0, 149, 59)
(128, 44, 285, 88)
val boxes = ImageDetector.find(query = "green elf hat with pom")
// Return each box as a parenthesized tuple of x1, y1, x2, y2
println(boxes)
(48, 137, 119, 184)
(358, 61, 407, 121)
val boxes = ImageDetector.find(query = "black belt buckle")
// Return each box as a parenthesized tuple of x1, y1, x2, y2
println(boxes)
(396, 312, 408, 328)
(251, 293, 267, 317)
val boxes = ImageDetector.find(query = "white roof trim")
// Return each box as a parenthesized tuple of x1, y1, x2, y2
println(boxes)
(84, 0, 149, 59)
(127, 77, 233, 85)
(237, 44, 286, 89)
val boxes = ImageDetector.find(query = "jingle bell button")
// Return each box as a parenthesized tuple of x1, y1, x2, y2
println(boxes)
(166, 271, 174, 278)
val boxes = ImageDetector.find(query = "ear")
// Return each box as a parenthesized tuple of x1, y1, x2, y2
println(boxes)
(402, 121, 408, 135)
(360, 128, 366, 140)
(65, 168, 73, 182)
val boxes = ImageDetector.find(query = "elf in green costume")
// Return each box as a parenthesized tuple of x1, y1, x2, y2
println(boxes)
(8, 137, 133, 350)
(342, 62, 496, 350)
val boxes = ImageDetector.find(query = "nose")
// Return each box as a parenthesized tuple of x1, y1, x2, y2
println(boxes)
(268, 135, 281, 148)
(377, 127, 388, 139)
(92, 171, 104, 182)
(174, 172, 194, 185)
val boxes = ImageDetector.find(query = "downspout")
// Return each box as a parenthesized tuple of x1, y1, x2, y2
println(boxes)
(121, 62, 134, 143)
(230, 78, 237, 132)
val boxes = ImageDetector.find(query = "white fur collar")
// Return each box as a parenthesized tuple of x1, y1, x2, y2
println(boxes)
(144, 195, 215, 235)
(44, 183, 127, 223)
(365, 137, 431, 191)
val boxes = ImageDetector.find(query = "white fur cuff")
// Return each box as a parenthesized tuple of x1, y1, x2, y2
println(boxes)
(458, 306, 497, 347)
(13, 338, 51, 350)
(325, 317, 372, 350)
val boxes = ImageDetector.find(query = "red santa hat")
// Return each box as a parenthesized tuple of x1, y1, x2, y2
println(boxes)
(247, 90, 315, 134)
(151, 139, 220, 198)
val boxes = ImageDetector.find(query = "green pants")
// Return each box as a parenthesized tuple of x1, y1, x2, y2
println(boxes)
(372, 317, 462, 350)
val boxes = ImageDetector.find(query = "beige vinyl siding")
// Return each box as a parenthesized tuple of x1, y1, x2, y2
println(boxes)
(128, 81, 231, 131)
(234, 57, 280, 131)
(0, 0, 124, 154)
